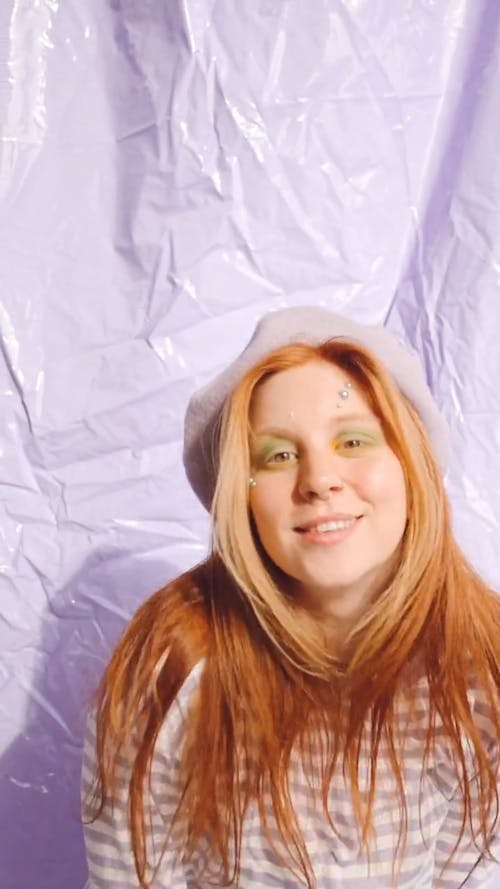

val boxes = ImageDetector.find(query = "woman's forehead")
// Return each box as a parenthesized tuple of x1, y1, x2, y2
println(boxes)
(250, 360, 378, 429)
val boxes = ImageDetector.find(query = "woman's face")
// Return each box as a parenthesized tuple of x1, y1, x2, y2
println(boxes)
(249, 360, 408, 617)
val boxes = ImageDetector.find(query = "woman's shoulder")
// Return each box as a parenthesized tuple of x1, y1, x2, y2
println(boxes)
(83, 562, 211, 757)
(398, 654, 500, 753)
(154, 658, 205, 757)
(123, 559, 211, 671)
(139, 559, 210, 626)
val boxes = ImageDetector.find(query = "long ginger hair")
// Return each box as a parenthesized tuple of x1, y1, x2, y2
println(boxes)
(85, 339, 500, 887)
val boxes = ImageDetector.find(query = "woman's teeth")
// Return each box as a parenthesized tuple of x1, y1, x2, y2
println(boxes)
(307, 519, 356, 533)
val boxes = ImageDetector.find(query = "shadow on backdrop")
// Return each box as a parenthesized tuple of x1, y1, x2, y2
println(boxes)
(0, 548, 179, 889)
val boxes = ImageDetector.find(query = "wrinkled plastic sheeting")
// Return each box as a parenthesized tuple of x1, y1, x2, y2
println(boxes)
(0, 1, 499, 886)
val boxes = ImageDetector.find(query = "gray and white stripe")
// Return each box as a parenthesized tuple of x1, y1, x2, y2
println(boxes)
(81, 663, 499, 888)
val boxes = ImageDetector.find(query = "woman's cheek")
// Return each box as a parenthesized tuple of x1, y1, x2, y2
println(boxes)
(365, 456, 407, 507)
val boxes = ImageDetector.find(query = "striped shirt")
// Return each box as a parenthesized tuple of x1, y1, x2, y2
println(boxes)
(81, 661, 499, 888)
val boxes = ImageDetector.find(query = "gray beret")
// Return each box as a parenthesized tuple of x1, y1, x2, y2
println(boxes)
(183, 306, 449, 511)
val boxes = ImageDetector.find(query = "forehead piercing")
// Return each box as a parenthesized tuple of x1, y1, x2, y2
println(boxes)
(336, 380, 352, 408)
(249, 476, 257, 488)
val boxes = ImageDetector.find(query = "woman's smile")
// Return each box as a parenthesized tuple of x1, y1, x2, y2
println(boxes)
(294, 514, 362, 545)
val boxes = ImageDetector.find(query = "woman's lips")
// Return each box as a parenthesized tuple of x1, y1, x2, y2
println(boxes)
(295, 516, 362, 546)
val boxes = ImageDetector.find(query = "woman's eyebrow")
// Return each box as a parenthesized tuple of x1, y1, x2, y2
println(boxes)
(250, 428, 295, 441)
(331, 411, 381, 427)
(253, 412, 379, 438)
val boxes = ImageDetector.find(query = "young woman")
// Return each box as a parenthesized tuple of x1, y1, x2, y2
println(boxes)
(82, 307, 500, 888)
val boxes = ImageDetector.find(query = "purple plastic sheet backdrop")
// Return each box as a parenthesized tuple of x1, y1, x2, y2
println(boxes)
(0, 1, 499, 887)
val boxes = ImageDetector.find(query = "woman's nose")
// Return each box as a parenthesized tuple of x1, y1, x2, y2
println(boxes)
(297, 452, 345, 500)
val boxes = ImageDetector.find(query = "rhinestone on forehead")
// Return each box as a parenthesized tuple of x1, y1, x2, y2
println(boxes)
(336, 380, 352, 408)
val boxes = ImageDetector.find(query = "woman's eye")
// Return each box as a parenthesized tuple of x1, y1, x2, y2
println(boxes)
(343, 438, 363, 449)
(336, 436, 371, 452)
(269, 450, 296, 463)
